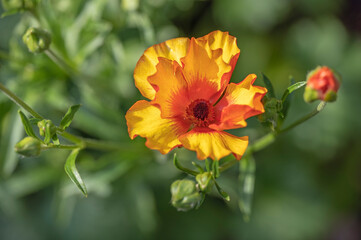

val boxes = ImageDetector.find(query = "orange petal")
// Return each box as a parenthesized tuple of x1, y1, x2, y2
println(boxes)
(179, 127, 248, 160)
(195, 30, 241, 100)
(134, 38, 190, 100)
(197, 30, 240, 66)
(125, 100, 190, 154)
(209, 74, 267, 131)
(148, 57, 190, 118)
(181, 38, 222, 103)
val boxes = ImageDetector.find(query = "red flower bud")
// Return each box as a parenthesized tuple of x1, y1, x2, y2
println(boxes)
(304, 66, 341, 103)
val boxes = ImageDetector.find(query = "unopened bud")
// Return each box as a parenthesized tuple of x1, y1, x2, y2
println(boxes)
(258, 97, 281, 125)
(170, 179, 202, 211)
(37, 119, 56, 143)
(304, 66, 341, 103)
(196, 172, 213, 193)
(15, 137, 41, 157)
(22, 27, 51, 53)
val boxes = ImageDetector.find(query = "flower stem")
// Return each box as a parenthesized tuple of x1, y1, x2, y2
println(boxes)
(0, 82, 44, 119)
(42, 144, 80, 150)
(219, 133, 276, 173)
(277, 101, 326, 134)
(45, 49, 78, 76)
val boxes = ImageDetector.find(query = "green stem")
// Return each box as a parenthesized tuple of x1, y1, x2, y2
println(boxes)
(247, 132, 276, 154)
(0, 82, 44, 119)
(45, 49, 78, 76)
(45, 49, 97, 83)
(219, 101, 326, 172)
(277, 101, 326, 134)
(219, 133, 276, 173)
(42, 144, 79, 150)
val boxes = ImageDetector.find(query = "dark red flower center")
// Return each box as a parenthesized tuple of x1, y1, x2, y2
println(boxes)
(186, 99, 215, 127)
(193, 101, 209, 120)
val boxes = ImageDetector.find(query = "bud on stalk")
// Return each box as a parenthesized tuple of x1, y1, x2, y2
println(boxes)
(22, 27, 51, 53)
(170, 179, 202, 211)
(304, 66, 341, 103)
(15, 136, 42, 157)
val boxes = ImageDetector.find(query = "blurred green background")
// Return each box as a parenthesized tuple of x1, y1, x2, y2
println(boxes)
(1, 0, 361, 239)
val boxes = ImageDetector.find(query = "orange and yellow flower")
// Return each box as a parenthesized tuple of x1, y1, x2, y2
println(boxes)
(125, 31, 267, 160)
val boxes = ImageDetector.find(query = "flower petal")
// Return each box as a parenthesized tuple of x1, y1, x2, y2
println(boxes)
(181, 38, 222, 103)
(209, 74, 267, 131)
(179, 127, 248, 160)
(134, 37, 190, 100)
(125, 100, 190, 154)
(195, 30, 241, 99)
(180, 31, 241, 104)
(148, 57, 189, 118)
(197, 30, 240, 66)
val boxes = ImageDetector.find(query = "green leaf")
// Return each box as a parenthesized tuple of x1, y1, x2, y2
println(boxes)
(1, 109, 23, 177)
(214, 180, 230, 201)
(29, 118, 41, 125)
(281, 80, 306, 103)
(18, 110, 38, 139)
(191, 162, 204, 173)
(212, 160, 220, 178)
(261, 73, 275, 98)
(173, 153, 198, 176)
(52, 134, 60, 145)
(60, 104, 81, 130)
(64, 149, 88, 197)
(1, 9, 22, 18)
(205, 159, 210, 172)
(238, 155, 256, 221)
(44, 123, 52, 144)
(279, 78, 306, 121)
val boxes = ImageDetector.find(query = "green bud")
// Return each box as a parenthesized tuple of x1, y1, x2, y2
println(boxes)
(15, 136, 42, 157)
(196, 172, 214, 193)
(323, 90, 337, 102)
(37, 119, 56, 143)
(2, 0, 37, 11)
(258, 97, 282, 127)
(303, 86, 319, 103)
(170, 179, 202, 211)
(22, 27, 51, 53)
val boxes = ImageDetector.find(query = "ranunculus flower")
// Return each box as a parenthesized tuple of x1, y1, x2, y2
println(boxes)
(126, 31, 267, 160)
(304, 66, 341, 103)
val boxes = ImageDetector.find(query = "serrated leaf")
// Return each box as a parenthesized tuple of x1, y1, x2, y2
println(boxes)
(64, 149, 87, 197)
(18, 110, 38, 139)
(238, 155, 256, 221)
(261, 73, 275, 98)
(60, 104, 81, 130)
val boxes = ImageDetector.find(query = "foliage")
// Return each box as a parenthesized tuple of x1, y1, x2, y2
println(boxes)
(1, 0, 361, 240)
